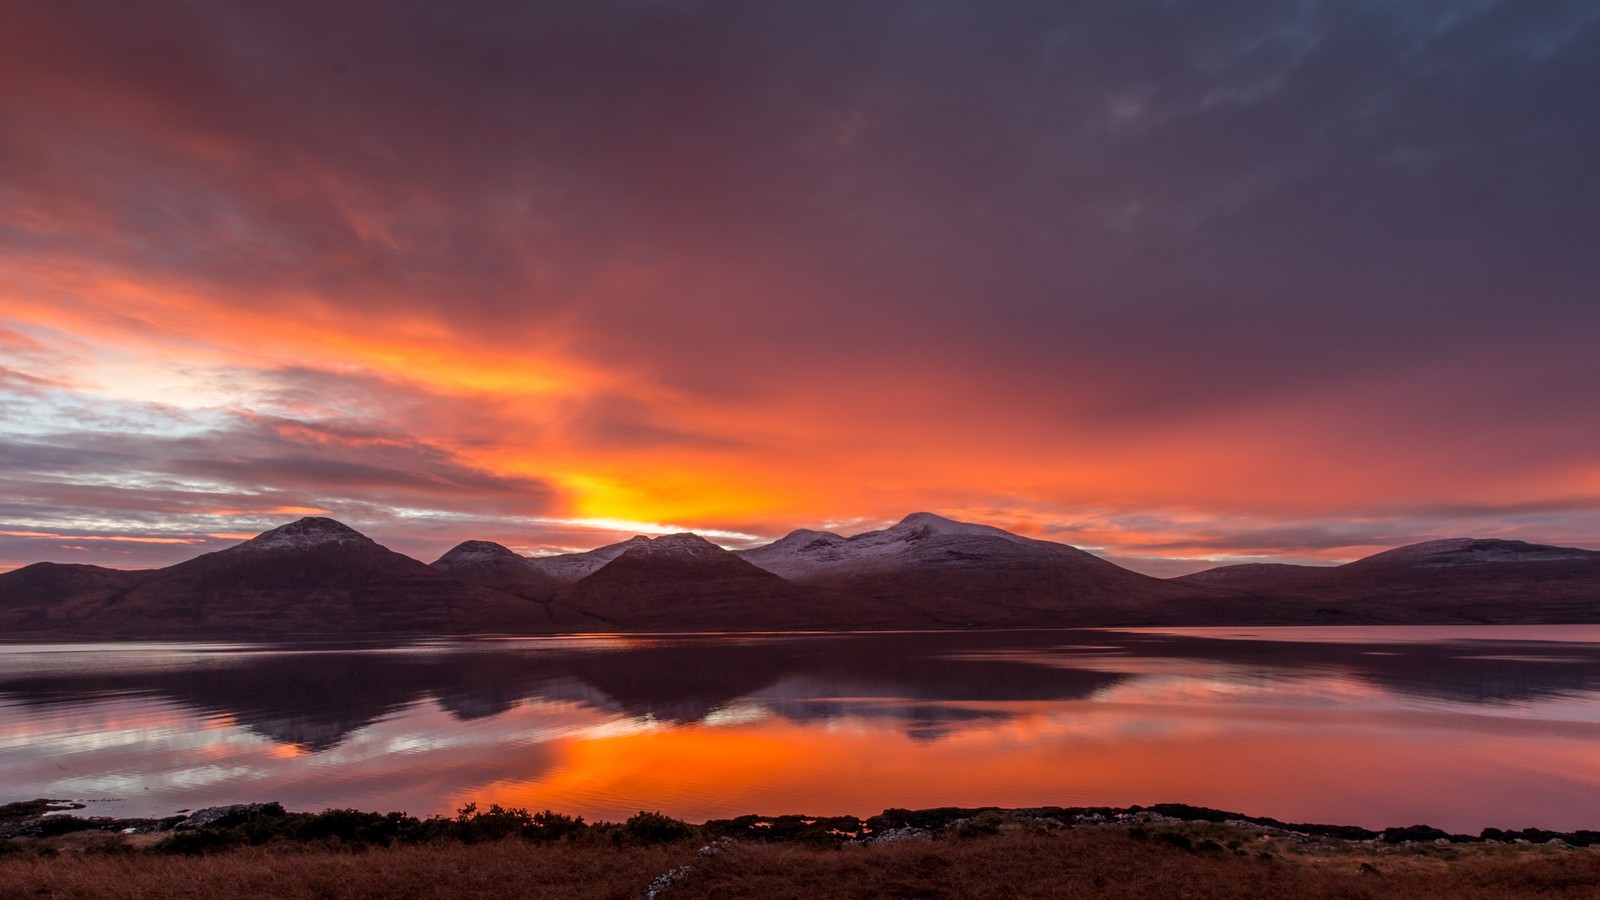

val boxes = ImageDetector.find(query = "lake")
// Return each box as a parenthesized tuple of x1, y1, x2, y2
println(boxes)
(4, 626, 1600, 833)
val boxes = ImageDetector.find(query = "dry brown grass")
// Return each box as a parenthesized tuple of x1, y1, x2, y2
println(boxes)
(0, 840, 686, 900)
(3, 827, 1599, 899)
(677, 830, 1600, 900)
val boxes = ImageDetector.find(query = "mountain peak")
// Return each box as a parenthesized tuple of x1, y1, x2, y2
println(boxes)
(768, 528, 846, 549)
(434, 540, 524, 566)
(897, 511, 956, 527)
(886, 512, 1026, 541)
(620, 533, 729, 561)
(238, 517, 375, 553)
(738, 511, 1072, 580)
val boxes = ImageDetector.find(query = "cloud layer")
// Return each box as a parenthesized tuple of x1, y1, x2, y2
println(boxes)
(3, 1, 1599, 572)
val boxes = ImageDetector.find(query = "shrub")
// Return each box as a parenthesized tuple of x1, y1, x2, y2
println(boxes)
(291, 809, 420, 846)
(1156, 831, 1193, 852)
(524, 810, 586, 843)
(445, 804, 587, 844)
(1380, 825, 1454, 844)
(952, 811, 1003, 839)
(453, 803, 534, 844)
(623, 811, 692, 844)
(154, 829, 247, 856)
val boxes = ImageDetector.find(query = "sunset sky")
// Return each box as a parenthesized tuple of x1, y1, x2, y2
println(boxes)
(3, 1, 1598, 575)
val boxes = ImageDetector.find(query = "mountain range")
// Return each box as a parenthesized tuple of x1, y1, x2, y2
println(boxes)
(2, 514, 1598, 638)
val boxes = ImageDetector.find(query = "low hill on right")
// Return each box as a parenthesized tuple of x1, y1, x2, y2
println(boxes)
(1176, 538, 1600, 623)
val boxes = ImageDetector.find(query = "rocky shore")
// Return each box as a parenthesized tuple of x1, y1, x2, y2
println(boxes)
(3, 799, 1597, 898)
(5, 798, 1597, 850)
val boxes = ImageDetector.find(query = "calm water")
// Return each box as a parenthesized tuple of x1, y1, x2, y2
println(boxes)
(4, 627, 1600, 832)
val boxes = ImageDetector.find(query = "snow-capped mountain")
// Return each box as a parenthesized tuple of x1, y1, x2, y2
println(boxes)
(615, 533, 734, 562)
(523, 536, 653, 584)
(732, 511, 1291, 627)
(433, 539, 528, 571)
(234, 516, 376, 553)
(736, 511, 1108, 581)
(434, 534, 737, 590)
(431, 539, 567, 600)
(5, 514, 1599, 638)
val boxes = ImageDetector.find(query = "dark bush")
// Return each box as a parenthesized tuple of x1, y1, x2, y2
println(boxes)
(623, 811, 692, 844)
(1156, 831, 1194, 851)
(453, 803, 534, 844)
(1480, 827, 1600, 847)
(953, 811, 1003, 839)
(291, 809, 420, 846)
(703, 814, 861, 846)
(32, 816, 98, 838)
(155, 829, 248, 856)
(524, 810, 587, 843)
(1380, 825, 1456, 844)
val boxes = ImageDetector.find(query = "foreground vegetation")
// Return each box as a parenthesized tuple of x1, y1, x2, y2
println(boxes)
(2, 801, 1597, 898)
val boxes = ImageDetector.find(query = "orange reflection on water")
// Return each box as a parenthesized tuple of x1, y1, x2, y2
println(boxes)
(472, 696, 1600, 832)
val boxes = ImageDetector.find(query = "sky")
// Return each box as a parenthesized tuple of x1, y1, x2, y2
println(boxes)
(2, 0, 1599, 576)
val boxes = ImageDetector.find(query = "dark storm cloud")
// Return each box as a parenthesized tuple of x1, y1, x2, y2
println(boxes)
(10, 2, 1598, 367)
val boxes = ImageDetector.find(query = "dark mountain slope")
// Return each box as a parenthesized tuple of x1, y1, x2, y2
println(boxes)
(1176, 538, 1600, 623)
(558, 533, 931, 631)
(2, 518, 581, 637)
(431, 540, 567, 600)
(0, 562, 152, 633)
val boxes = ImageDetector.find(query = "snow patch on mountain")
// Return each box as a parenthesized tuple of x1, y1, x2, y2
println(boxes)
(525, 535, 652, 583)
(432, 540, 529, 572)
(1355, 538, 1599, 568)
(237, 517, 375, 553)
(440, 540, 521, 561)
(616, 533, 731, 562)
(737, 512, 1088, 580)
(891, 512, 1032, 542)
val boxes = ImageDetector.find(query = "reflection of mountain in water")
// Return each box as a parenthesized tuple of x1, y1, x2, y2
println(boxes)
(0, 634, 1129, 749)
(1103, 633, 1600, 705)
(2, 630, 1598, 751)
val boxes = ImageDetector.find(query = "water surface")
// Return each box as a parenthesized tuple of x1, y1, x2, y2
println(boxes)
(4, 627, 1600, 832)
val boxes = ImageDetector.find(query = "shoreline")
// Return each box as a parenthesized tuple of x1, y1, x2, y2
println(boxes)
(5, 800, 1599, 899)
(5, 798, 1596, 849)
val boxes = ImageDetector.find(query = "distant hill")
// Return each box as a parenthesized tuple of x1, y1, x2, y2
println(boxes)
(0, 562, 150, 630)
(1175, 538, 1600, 623)
(3, 516, 1599, 638)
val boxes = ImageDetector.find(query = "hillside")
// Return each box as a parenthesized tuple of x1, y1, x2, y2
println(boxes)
(1176, 538, 1600, 623)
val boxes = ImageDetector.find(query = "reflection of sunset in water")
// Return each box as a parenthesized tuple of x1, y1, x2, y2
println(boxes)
(471, 702, 1600, 830)
(4, 629, 1600, 832)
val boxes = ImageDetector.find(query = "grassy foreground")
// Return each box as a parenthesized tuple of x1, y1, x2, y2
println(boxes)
(3, 802, 1598, 899)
